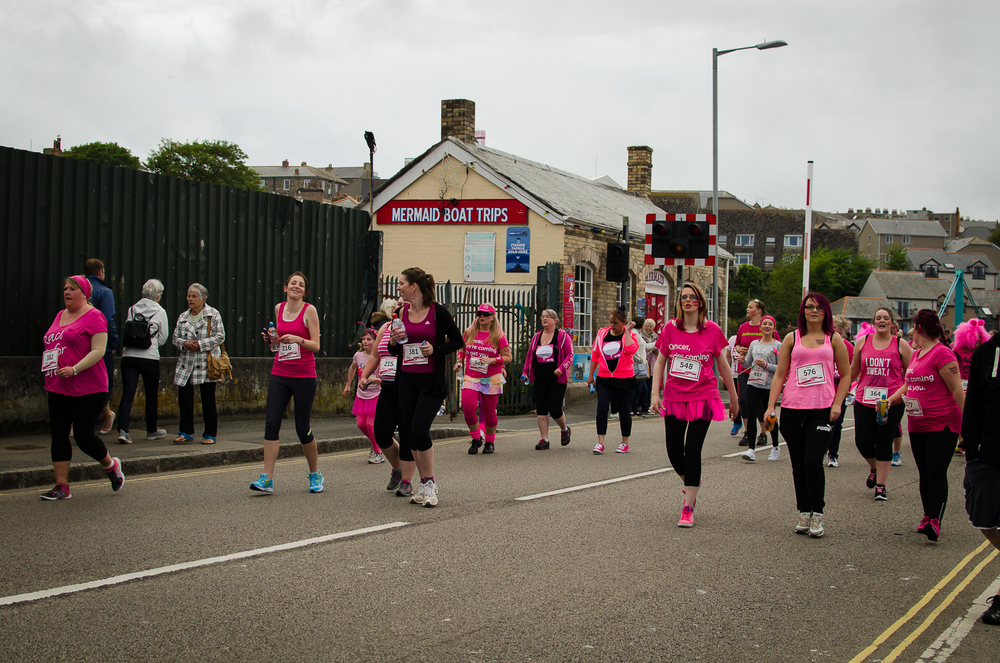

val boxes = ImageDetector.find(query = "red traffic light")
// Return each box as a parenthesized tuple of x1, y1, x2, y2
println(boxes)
(686, 223, 704, 238)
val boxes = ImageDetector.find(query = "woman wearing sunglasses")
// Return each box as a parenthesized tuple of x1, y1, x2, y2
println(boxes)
(455, 303, 512, 455)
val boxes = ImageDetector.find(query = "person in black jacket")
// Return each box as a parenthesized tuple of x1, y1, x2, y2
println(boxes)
(961, 330, 1000, 624)
(388, 267, 464, 508)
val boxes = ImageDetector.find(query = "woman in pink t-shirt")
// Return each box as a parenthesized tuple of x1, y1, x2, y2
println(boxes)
(40, 275, 124, 500)
(650, 283, 738, 528)
(455, 302, 512, 455)
(888, 309, 965, 541)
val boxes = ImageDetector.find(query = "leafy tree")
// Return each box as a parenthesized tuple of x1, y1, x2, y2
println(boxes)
(62, 141, 142, 170)
(988, 227, 1000, 246)
(885, 243, 909, 271)
(727, 264, 766, 335)
(146, 139, 264, 190)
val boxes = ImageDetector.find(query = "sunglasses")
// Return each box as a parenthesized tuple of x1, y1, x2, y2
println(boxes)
(476, 311, 494, 317)
(680, 294, 699, 301)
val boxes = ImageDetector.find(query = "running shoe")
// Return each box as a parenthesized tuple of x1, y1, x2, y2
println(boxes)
(561, 427, 572, 446)
(982, 596, 1000, 625)
(468, 436, 482, 455)
(118, 430, 132, 445)
(535, 439, 550, 450)
(768, 447, 781, 462)
(917, 515, 931, 533)
(368, 451, 386, 464)
(678, 505, 695, 528)
(308, 471, 325, 493)
(795, 512, 811, 534)
(756, 433, 767, 448)
(250, 474, 274, 493)
(386, 469, 403, 492)
(808, 512, 826, 538)
(146, 428, 167, 440)
(955, 446, 966, 456)
(409, 481, 427, 505)
(827, 456, 839, 468)
(423, 479, 438, 508)
(891, 452, 902, 467)
(919, 517, 941, 541)
(866, 468, 878, 489)
(739, 433, 750, 447)
(615, 442, 629, 454)
(482, 442, 495, 454)
(730, 421, 742, 436)
(874, 485, 887, 501)
(106, 457, 124, 492)
(742, 448, 756, 462)
(40, 484, 71, 501)
(395, 480, 413, 498)
(593, 442, 605, 455)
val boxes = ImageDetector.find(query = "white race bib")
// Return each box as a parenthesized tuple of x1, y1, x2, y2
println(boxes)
(748, 366, 768, 386)
(535, 345, 554, 362)
(795, 362, 827, 387)
(602, 341, 622, 360)
(468, 355, 488, 375)
(277, 342, 301, 362)
(380, 356, 397, 378)
(962, 379, 969, 392)
(403, 343, 428, 366)
(41, 349, 59, 373)
(862, 386, 888, 405)
(903, 395, 924, 417)
(669, 355, 701, 381)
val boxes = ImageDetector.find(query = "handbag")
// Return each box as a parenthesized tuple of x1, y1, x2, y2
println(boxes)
(634, 354, 649, 379)
(205, 316, 233, 381)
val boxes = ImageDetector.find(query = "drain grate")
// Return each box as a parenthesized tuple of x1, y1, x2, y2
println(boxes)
(5, 444, 46, 451)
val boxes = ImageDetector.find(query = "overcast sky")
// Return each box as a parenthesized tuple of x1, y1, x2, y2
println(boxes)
(3, 1, 997, 220)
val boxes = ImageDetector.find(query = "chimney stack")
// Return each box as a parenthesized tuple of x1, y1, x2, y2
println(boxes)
(282, 159, 289, 168)
(627, 146, 653, 198)
(441, 99, 476, 144)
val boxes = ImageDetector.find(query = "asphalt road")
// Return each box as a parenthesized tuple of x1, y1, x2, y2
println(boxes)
(2, 412, 998, 662)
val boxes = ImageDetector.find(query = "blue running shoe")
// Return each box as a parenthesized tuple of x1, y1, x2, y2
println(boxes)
(308, 471, 325, 493)
(250, 474, 274, 493)
(730, 421, 743, 436)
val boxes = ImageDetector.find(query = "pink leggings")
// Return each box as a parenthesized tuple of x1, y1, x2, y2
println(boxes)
(462, 389, 499, 429)
(353, 397, 379, 452)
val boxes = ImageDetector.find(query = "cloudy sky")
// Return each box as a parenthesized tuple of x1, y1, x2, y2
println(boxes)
(3, 1, 997, 220)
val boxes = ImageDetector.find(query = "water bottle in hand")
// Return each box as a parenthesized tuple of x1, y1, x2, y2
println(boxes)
(268, 323, 279, 352)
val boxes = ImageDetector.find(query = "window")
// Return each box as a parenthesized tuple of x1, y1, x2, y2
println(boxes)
(765, 256, 774, 263)
(736, 234, 754, 247)
(784, 234, 803, 247)
(972, 266, 986, 280)
(283, 179, 290, 191)
(766, 236, 775, 244)
(924, 265, 938, 278)
(718, 234, 728, 245)
(573, 264, 593, 347)
(886, 234, 894, 243)
(736, 253, 753, 265)
(902, 235, 910, 245)
(897, 301, 910, 318)
(868, 235, 872, 246)
(259, 179, 266, 189)
(616, 273, 634, 318)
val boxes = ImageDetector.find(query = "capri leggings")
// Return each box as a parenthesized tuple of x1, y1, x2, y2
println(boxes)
(461, 389, 499, 429)
(263, 375, 316, 444)
(737, 371, 750, 421)
(664, 415, 711, 487)
(534, 379, 567, 419)
(854, 402, 905, 462)
(374, 380, 412, 460)
(744, 384, 779, 449)
(49, 391, 109, 463)
(595, 377, 634, 437)
(396, 370, 441, 453)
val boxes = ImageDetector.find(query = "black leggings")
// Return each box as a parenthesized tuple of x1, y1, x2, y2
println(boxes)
(780, 407, 832, 514)
(396, 371, 441, 453)
(736, 371, 749, 421)
(911, 427, 957, 522)
(744, 385, 779, 449)
(664, 416, 711, 487)
(48, 391, 109, 464)
(534, 378, 567, 419)
(119, 356, 161, 434)
(374, 380, 411, 461)
(854, 402, 905, 462)
(178, 380, 218, 438)
(264, 375, 316, 444)
(596, 377, 635, 436)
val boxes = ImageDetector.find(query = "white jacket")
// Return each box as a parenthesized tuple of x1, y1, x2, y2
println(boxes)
(121, 298, 170, 360)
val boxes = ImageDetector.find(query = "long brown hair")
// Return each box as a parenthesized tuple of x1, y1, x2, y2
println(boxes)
(674, 282, 707, 331)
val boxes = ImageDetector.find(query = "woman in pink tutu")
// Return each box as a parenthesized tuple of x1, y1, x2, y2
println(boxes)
(344, 328, 384, 463)
(650, 283, 738, 528)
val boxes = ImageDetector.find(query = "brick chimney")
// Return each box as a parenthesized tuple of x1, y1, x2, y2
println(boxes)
(441, 99, 476, 144)
(627, 146, 653, 198)
(282, 159, 289, 168)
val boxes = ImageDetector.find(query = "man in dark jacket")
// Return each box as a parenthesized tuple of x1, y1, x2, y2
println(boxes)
(85, 258, 118, 434)
(961, 329, 1000, 625)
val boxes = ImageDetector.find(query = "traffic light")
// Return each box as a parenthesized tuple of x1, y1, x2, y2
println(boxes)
(644, 214, 716, 265)
(605, 243, 629, 282)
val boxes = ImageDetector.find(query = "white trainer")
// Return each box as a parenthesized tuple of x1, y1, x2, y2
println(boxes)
(809, 512, 826, 538)
(422, 479, 438, 508)
(768, 447, 781, 462)
(795, 512, 811, 534)
(742, 448, 756, 462)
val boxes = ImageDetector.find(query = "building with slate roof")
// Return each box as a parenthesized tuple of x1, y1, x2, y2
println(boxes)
(857, 270, 999, 331)
(903, 249, 998, 290)
(252, 160, 349, 203)
(828, 296, 894, 337)
(858, 219, 949, 268)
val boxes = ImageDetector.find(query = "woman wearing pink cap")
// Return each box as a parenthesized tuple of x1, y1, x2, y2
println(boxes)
(588, 306, 640, 455)
(455, 303, 512, 455)
(40, 275, 124, 500)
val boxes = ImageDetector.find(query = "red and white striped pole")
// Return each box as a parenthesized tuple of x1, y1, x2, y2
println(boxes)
(802, 161, 813, 299)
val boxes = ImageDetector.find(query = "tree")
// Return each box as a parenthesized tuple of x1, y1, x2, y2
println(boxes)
(886, 243, 909, 271)
(62, 141, 142, 170)
(727, 264, 766, 335)
(988, 227, 1000, 246)
(146, 139, 264, 190)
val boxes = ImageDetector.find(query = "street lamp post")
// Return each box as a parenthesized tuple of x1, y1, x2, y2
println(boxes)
(712, 39, 787, 326)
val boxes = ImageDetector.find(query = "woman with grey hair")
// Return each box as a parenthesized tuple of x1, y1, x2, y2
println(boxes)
(172, 283, 226, 444)
(522, 308, 574, 450)
(117, 279, 170, 443)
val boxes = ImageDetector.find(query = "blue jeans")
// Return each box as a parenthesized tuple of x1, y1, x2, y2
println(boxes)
(119, 357, 161, 433)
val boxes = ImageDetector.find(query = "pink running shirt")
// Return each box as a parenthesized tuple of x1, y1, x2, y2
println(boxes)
(43, 307, 109, 397)
(655, 319, 727, 402)
(271, 302, 316, 378)
(464, 331, 508, 378)
(855, 335, 904, 408)
(904, 342, 961, 433)
(780, 331, 836, 410)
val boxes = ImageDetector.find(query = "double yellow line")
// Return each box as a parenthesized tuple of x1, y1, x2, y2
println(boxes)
(850, 540, 998, 663)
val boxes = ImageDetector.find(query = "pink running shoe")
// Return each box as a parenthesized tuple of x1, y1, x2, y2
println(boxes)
(917, 515, 930, 533)
(678, 505, 695, 528)
(593, 442, 605, 455)
(615, 442, 629, 454)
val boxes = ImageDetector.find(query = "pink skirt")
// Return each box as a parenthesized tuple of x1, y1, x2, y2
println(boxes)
(659, 398, 726, 422)
(352, 396, 377, 416)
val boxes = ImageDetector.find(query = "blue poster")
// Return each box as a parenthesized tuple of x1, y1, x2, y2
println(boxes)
(506, 227, 530, 273)
(637, 297, 646, 318)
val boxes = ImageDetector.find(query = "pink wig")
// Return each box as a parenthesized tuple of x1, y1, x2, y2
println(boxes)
(953, 318, 990, 352)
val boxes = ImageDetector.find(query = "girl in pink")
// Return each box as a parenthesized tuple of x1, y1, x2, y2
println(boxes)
(455, 303, 512, 455)
(41, 275, 124, 500)
(849, 306, 911, 500)
(344, 329, 384, 463)
(888, 309, 965, 541)
(952, 319, 989, 455)
(587, 306, 640, 455)
(650, 283, 738, 528)
(766, 293, 851, 538)
(250, 272, 324, 494)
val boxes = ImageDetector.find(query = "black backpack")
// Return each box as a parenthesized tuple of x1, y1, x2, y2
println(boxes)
(122, 308, 155, 350)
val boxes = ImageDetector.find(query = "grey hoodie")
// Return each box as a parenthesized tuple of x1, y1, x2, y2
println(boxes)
(121, 298, 170, 360)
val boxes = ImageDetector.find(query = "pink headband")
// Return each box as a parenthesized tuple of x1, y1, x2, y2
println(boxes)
(761, 315, 776, 327)
(70, 275, 92, 299)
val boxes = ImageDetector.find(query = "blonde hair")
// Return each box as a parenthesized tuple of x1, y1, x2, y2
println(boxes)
(674, 283, 708, 331)
(464, 302, 503, 350)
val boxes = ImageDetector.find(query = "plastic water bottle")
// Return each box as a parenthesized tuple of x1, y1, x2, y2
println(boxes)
(589, 383, 596, 394)
(391, 313, 408, 344)
(520, 374, 530, 386)
(268, 323, 279, 352)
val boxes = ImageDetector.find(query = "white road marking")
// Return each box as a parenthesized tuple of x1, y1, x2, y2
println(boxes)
(516, 468, 674, 501)
(723, 442, 786, 459)
(0, 521, 410, 607)
(917, 576, 1000, 662)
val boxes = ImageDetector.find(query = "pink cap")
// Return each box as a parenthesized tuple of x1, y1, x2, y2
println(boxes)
(477, 303, 496, 314)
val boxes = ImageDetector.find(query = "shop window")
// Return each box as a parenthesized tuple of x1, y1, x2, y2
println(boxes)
(574, 264, 593, 347)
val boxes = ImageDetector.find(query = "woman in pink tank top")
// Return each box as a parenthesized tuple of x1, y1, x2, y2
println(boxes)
(250, 272, 324, 495)
(766, 293, 851, 539)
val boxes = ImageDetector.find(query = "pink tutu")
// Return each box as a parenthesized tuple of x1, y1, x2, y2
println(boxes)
(659, 398, 726, 422)
(351, 396, 377, 416)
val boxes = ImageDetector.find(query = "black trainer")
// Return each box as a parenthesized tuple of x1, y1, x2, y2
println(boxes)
(983, 596, 1000, 625)
(739, 433, 751, 447)
(866, 468, 877, 489)
(468, 436, 482, 455)
(386, 469, 403, 492)
(482, 442, 495, 454)
(535, 439, 550, 450)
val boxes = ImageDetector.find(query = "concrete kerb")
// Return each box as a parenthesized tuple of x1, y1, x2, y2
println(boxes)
(0, 427, 470, 491)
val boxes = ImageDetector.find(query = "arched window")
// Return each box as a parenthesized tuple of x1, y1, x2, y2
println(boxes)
(574, 263, 593, 346)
